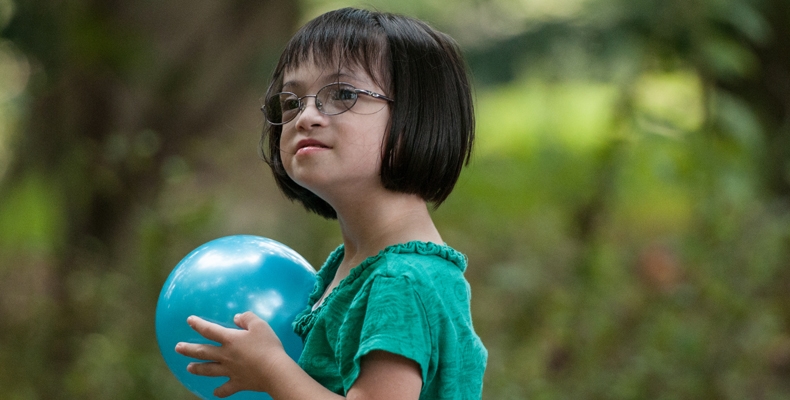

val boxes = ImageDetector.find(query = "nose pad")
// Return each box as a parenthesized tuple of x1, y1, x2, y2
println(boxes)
(299, 95, 322, 115)
(294, 95, 326, 127)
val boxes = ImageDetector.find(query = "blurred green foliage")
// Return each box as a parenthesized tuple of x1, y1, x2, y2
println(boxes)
(1, 0, 789, 399)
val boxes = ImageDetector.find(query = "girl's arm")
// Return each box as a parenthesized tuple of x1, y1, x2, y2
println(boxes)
(346, 350, 422, 400)
(175, 312, 421, 400)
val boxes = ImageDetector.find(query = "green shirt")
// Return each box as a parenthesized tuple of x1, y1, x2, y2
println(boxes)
(292, 241, 487, 399)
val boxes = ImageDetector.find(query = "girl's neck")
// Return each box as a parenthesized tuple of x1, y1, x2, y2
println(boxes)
(333, 191, 443, 271)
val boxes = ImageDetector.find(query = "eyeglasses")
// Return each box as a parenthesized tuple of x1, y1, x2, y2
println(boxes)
(262, 82, 394, 125)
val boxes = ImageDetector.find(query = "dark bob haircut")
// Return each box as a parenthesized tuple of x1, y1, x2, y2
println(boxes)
(261, 7, 474, 219)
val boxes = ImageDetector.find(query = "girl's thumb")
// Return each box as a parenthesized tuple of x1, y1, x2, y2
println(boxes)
(234, 311, 257, 329)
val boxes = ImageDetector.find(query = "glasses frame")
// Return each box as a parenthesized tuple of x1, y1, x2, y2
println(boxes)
(262, 82, 394, 126)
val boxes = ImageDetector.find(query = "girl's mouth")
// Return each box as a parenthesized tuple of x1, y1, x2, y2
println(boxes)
(296, 139, 330, 154)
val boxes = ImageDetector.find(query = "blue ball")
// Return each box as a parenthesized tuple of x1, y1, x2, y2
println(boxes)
(156, 235, 316, 400)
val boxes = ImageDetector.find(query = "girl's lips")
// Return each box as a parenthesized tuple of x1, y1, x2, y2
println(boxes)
(295, 139, 330, 154)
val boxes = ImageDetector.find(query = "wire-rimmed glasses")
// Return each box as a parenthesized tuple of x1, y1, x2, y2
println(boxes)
(262, 82, 394, 126)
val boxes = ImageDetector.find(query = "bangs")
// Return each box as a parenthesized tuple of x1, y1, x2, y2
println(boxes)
(277, 8, 390, 89)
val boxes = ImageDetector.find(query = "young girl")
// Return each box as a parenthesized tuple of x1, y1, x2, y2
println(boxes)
(175, 7, 487, 399)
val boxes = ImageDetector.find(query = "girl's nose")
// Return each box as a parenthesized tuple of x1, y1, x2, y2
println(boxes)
(294, 96, 327, 129)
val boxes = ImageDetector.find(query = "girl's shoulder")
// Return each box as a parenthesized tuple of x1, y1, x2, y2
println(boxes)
(371, 240, 467, 277)
(310, 241, 470, 309)
(319, 240, 466, 276)
(359, 241, 470, 299)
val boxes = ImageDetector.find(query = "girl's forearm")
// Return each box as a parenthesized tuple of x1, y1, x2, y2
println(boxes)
(265, 356, 345, 400)
(266, 351, 422, 400)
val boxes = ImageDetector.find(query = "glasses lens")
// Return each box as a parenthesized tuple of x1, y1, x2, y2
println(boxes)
(317, 83, 357, 115)
(264, 92, 300, 124)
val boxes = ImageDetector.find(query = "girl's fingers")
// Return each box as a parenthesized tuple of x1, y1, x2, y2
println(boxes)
(175, 342, 219, 361)
(187, 315, 227, 342)
(233, 311, 261, 330)
(214, 380, 243, 398)
(187, 361, 226, 377)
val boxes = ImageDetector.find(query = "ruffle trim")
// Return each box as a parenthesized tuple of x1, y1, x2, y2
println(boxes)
(292, 241, 466, 338)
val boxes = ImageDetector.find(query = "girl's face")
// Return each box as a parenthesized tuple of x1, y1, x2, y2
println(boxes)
(278, 61, 391, 202)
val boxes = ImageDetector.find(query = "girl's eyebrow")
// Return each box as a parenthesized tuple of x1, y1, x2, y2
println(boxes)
(328, 72, 357, 81)
(282, 77, 310, 91)
(281, 81, 300, 91)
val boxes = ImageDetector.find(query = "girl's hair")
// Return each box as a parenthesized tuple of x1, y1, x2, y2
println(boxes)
(261, 7, 474, 219)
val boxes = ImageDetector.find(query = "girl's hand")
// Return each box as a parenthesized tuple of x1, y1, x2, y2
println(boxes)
(174, 312, 291, 398)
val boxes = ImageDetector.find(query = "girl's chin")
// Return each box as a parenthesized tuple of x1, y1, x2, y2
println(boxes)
(287, 175, 326, 195)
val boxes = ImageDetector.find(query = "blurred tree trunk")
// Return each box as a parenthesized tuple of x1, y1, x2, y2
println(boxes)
(719, 0, 790, 198)
(1, 0, 298, 397)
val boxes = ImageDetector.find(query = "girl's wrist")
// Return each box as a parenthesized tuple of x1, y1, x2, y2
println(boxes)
(258, 349, 296, 393)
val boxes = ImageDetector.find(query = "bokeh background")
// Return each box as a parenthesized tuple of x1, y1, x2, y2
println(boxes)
(1, 0, 789, 398)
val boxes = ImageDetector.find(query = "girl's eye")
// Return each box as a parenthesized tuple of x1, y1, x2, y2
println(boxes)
(331, 88, 357, 102)
(281, 98, 300, 111)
